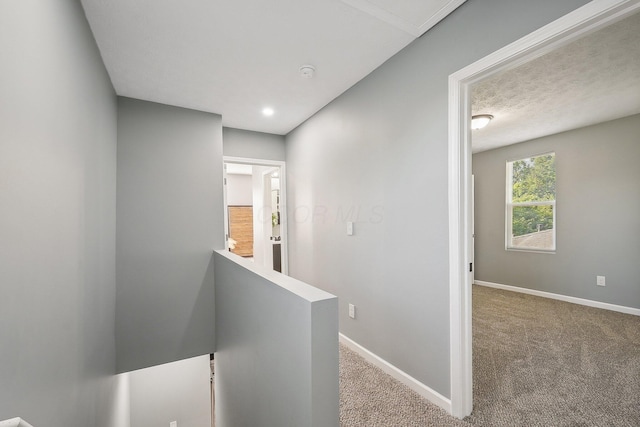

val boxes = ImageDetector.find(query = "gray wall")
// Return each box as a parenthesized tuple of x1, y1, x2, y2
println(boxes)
(0, 1, 117, 426)
(116, 97, 224, 373)
(285, 0, 590, 398)
(223, 127, 286, 161)
(214, 251, 338, 427)
(128, 356, 211, 427)
(473, 114, 640, 309)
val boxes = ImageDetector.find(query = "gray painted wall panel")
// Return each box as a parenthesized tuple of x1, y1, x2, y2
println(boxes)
(214, 251, 338, 427)
(223, 127, 286, 161)
(128, 356, 211, 427)
(116, 97, 224, 373)
(473, 114, 640, 309)
(0, 1, 117, 425)
(285, 0, 590, 397)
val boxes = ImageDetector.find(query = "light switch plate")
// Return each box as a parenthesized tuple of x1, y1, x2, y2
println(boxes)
(347, 221, 354, 236)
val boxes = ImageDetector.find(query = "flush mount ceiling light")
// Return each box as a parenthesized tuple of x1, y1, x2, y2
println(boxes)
(262, 107, 275, 117)
(299, 65, 316, 79)
(471, 114, 493, 130)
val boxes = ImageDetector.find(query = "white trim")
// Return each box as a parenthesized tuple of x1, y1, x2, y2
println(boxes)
(224, 156, 285, 168)
(340, 0, 466, 37)
(340, 0, 422, 36)
(223, 156, 289, 275)
(449, 0, 640, 87)
(339, 334, 452, 413)
(475, 280, 640, 317)
(508, 201, 556, 207)
(448, 0, 640, 419)
(222, 162, 229, 249)
(448, 63, 473, 418)
(417, 0, 467, 37)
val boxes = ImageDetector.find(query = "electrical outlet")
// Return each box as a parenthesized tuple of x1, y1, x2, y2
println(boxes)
(596, 276, 606, 287)
(170, 421, 177, 427)
(348, 303, 356, 319)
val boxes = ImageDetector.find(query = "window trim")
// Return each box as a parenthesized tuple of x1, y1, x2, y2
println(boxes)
(505, 153, 556, 253)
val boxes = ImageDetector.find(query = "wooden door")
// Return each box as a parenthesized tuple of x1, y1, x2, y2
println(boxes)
(228, 206, 253, 257)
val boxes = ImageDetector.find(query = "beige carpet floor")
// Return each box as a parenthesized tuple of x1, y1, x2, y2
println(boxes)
(467, 285, 640, 426)
(339, 344, 471, 427)
(339, 285, 640, 426)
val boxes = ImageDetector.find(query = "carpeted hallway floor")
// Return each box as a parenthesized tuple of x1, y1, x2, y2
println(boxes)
(339, 285, 640, 426)
(340, 343, 471, 427)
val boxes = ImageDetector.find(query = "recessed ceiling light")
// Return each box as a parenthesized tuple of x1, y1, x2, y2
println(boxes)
(262, 107, 274, 117)
(471, 114, 493, 130)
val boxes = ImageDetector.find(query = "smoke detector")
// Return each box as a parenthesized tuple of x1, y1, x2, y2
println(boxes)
(299, 65, 316, 78)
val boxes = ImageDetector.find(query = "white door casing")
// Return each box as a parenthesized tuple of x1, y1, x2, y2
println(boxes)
(223, 156, 289, 275)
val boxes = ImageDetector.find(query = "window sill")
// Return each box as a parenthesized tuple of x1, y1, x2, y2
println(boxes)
(506, 247, 556, 254)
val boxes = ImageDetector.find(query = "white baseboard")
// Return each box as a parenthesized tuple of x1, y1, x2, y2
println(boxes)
(338, 333, 452, 414)
(474, 280, 640, 317)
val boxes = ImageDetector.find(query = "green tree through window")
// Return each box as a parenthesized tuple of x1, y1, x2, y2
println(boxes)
(507, 153, 556, 251)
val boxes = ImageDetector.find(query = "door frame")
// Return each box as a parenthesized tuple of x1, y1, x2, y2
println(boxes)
(223, 156, 289, 275)
(447, 0, 640, 418)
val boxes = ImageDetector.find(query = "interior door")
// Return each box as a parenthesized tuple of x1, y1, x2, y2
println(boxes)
(228, 206, 253, 257)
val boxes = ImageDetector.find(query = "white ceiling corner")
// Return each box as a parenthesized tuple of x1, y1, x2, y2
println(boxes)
(340, 0, 466, 37)
(339, 0, 422, 36)
(416, 0, 467, 36)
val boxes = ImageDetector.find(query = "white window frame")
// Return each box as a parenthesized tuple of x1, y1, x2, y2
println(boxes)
(505, 153, 556, 253)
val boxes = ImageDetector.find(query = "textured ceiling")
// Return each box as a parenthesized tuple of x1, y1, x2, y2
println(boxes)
(472, 12, 640, 153)
(81, 0, 464, 135)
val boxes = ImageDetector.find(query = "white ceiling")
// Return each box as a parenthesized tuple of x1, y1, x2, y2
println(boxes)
(471, 11, 640, 153)
(81, 0, 465, 135)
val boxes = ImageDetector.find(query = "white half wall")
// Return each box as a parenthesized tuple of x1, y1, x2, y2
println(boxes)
(214, 250, 338, 426)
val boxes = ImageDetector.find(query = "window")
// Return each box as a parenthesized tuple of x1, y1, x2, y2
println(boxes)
(506, 153, 556, 252)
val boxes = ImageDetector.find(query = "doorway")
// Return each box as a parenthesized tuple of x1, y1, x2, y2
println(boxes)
(448, 0, 640, 418)
(223, 156, 288, 275)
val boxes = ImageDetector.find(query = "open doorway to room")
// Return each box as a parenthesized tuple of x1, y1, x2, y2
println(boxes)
(449, 0, 640, 419)
(468, 9, 640, 423)
(223, 157, 288, 274)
